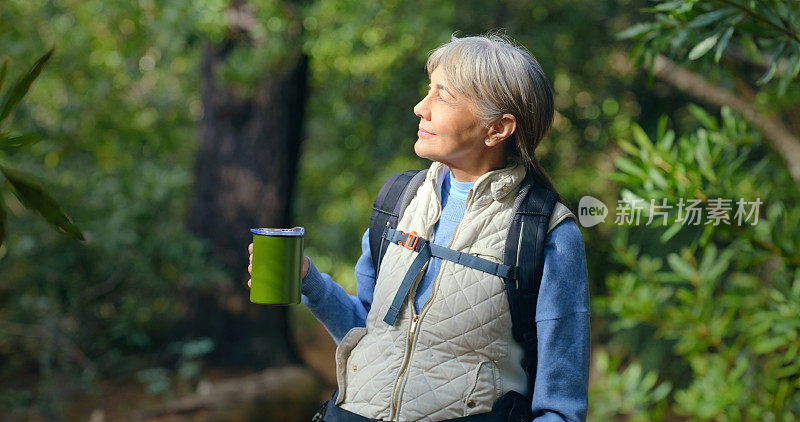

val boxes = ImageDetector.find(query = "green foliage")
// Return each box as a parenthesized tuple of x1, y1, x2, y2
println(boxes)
(1, 165, 83, 241)
(620, 0, 800, 94)
(198, 0, 305, 95)
(605, 3, 800, 416)
(0, 48, 52, 123)
(136, 337, 215, 396)
(598, 108, 800, 419)
(0, 48, 83, 247)
(0, 1, 224, 417)
(0, 161, 225, 416)
(589, 350, 672, 421)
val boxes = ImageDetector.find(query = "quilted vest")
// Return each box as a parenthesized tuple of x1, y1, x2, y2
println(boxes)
(335, 161, 574, 421)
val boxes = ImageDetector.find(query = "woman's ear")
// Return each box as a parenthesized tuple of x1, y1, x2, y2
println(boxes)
(485, 114, 516, 147)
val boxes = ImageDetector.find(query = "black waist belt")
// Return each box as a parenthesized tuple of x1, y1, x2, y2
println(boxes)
(381, 227, 518, 326)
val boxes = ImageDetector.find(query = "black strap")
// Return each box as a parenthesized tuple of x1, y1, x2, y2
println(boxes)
(384, 228, 516, 278)
(383, 241, 431, 325)
(502, 173, 559, 398)
(369, 170, 425, 278)
(382, 229, 519, 325)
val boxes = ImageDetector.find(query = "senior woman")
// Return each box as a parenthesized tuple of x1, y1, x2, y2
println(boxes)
(249, 34, 589, 421)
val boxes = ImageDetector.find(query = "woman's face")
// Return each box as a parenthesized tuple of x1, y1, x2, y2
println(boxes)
(413, 66, 489, 171)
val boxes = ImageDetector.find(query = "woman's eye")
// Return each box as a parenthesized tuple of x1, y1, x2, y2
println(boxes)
(437, 94, 446, 103)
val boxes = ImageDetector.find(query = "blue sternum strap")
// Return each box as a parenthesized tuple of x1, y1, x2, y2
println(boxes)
(383, 241, 431, 325)
(382, 228, 517, 326)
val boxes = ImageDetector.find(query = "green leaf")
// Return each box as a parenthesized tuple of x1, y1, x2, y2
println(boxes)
(660, 223, 682, 243)
(702, 247, 733, 281)
(631, 124, 654, 152)
(661, 130, 675, 151)
(757, 42, 786, 85)
(648, 167, 668, 189)
(0, 132, 41, 151)
(608, 172, 638, 185)
(642, 0, 685, 13)
(0, 47, 55, 125)
(791, 52, 800, 78)
(688, 34, 720, 60)
(614, 157, 647, 179)
(689, 9, 734, 28)
(657, 115, 668, 141)
(695, 134, 717, 182)
(618, 139, 640, 156)
(688, 104, 719, 130)
(714, 27, 734, 63)
(651, 381, 672, 401)
(752, 336, 787, 355)
(0, 164, 84, 241)
(667, 253, 696, 280)
(775, 362, 800, 379)
(698, 243, 718, 274)
(777, 54, 800, 96)
(616, 23, 656, 40)
(758, 59, 778, 86)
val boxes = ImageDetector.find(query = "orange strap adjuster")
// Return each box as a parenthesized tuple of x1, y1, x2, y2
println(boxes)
(396, 231, 419, 250)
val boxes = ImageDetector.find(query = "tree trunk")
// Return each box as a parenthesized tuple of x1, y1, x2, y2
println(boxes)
(185, 31, 308, 368)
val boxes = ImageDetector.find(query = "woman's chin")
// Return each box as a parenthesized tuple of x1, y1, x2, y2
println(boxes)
(413, 141, 439, 162)
(413, 139, 430, 159)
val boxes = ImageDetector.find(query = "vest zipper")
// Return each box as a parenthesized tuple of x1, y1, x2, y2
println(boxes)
(388, 180, 445, 420)
(389, 187, 475, 420)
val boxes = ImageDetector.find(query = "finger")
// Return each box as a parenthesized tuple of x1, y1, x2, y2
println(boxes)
(248, 263, 252, 274)
(249, 253, 252, 264)
(248, 243, 253, 254)
(247, 278, 251, 288)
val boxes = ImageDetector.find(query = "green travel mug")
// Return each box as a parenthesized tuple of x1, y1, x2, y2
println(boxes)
(249, 227, 304, 305)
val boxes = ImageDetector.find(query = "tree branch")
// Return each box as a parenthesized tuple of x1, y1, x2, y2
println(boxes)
(713, 0, 800, 45)
(651, 55, 800, 187)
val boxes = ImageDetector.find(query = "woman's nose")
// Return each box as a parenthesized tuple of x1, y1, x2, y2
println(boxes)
(414, 97, 429, 119)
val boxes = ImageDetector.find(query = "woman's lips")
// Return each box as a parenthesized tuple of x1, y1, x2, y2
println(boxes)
(418, 127, 436, 137)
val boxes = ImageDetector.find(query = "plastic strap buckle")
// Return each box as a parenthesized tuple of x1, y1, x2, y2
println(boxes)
(397, 231, 419, 250)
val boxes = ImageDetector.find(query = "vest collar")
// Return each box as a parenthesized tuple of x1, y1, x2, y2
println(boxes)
(426, 160, 527, 202)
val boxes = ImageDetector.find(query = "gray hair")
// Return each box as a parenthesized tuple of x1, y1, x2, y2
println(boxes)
(426, 33, 557, 192)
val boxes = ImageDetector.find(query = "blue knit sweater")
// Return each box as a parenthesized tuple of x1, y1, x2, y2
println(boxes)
(301, 168, 590, 421)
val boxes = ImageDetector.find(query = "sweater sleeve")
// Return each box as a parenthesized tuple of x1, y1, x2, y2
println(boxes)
(301, 229, 376, 344)
(530, 218, 591, 422)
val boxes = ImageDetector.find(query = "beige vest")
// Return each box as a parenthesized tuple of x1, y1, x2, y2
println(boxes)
(335, 161, 574, 421)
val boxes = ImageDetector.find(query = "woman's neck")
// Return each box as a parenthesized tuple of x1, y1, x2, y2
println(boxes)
(447, 154, 507, 182)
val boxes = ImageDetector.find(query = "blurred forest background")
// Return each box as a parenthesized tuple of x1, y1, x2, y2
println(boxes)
(1, 0, 798, 420)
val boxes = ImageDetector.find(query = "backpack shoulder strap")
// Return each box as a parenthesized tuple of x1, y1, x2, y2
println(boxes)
(369, 169, 427, 277)
(503, 174, 559, 397)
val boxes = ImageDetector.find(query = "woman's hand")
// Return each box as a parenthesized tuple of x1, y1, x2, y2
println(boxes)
(248, 242, 253, 287)
(302, 255, 310, 279)
(247, 243, 310, 288)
